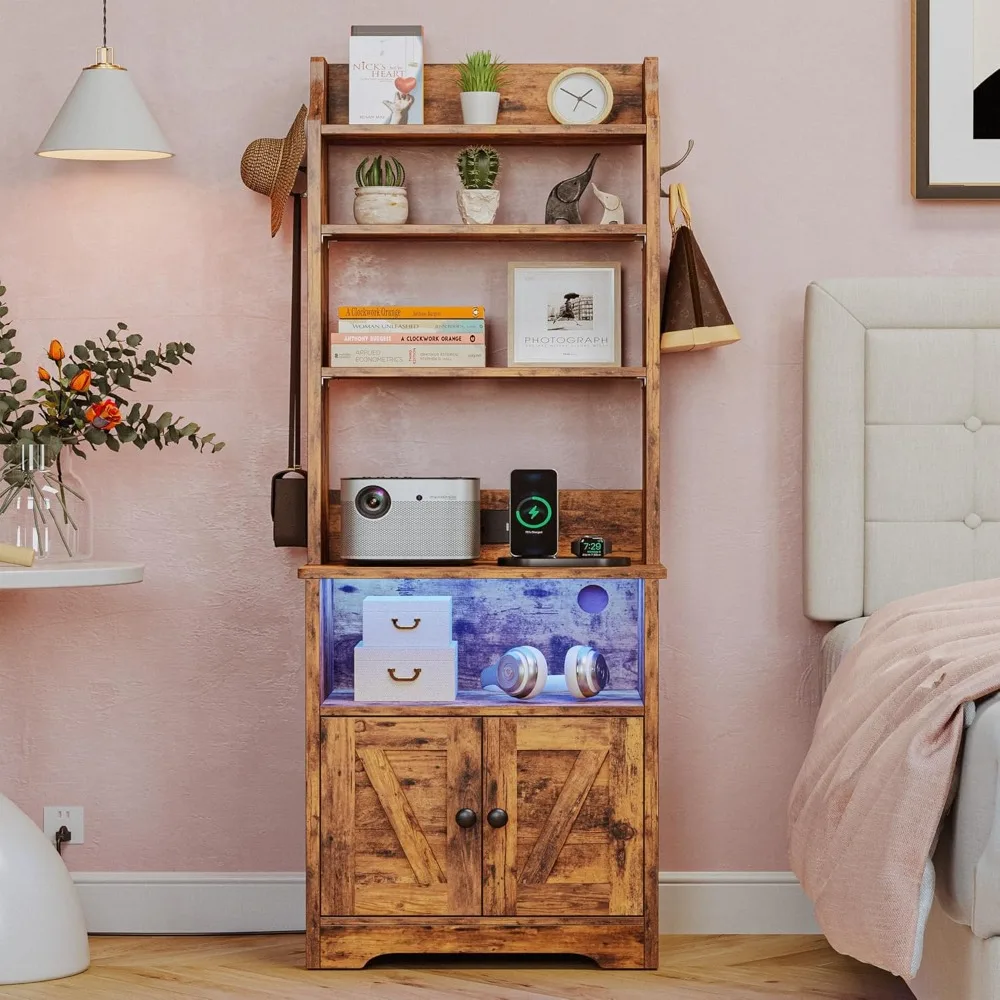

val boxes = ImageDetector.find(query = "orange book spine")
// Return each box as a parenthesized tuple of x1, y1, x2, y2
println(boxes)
(338, 306, 486, 319)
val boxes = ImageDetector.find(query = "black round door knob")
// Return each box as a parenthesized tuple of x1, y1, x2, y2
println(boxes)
(455, 808, 478, 829)
(487, 808, 509, 829)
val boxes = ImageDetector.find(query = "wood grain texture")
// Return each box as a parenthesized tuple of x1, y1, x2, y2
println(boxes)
(319, 918, 646, 969)
(516, 718, 612, 751)
(355, 718, 452, 750)
(447, 719, 482, 915)
(610, 718, 644, 915)
(322, 366, 647, 379)
(321, 688, 644, 716)
(323, 488, 645, 565)
(322, 224, 645, 242)
(319, 718, 354, 917)
(483, 718, 518, 917)
(322, 123, 647, 144)
(326, 64, 645, 126)
(518, 749, 608, 886)
(304, 581, 322, 967)
(300, 563, 667, 580)
(306, 57, 329, 566)
(643, 579, 661, 968)
(2, 934, 914, 997)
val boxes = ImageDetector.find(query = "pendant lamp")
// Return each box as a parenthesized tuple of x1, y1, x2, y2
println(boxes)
(37, 0, 172, 161)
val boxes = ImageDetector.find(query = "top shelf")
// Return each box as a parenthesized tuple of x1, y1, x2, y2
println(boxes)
(321, 124, 648, 146)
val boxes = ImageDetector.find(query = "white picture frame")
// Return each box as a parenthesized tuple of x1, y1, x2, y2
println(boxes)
(507, 263, 621, 368)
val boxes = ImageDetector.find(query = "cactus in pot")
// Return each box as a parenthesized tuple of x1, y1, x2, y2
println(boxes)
(456, 146, 501, 225)
(353, 155, 409, 225)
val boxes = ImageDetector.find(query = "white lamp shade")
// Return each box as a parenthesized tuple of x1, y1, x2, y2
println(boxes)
(37, 62, 172, 160)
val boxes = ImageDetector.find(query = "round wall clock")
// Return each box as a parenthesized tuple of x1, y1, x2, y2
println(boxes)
(547, 68, 614, 125)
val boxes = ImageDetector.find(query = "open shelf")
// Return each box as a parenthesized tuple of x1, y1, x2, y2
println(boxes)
(322, 124, 648, 145)
(321, 688, 644, 716)
(301, 563, 667, 580)
(321, 366, 647, 380)
(321, 224, 646, 242)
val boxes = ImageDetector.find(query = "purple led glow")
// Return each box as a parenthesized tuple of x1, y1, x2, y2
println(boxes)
(577, 584, 609, 614)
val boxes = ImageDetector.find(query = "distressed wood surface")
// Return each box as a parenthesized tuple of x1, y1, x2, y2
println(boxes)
(447, 720, 483, 915)
(323, 367, 647, 380)
(319, 718, 354, 917)
(321, 224, 645, 242)
(643, 579, 661, 968)
(483, 718, 518, 917)
(322, 123, 647, 144)
(3, 934, 915, 997)
(304, 581, 322, 967)
(321, 688, 644, 716)
(326, 64, 645, 126)
(324, 488, 644, 564)
(319, 917, 647, 969)
(610, 718, 645, 915)
(301, 563, 667, 580)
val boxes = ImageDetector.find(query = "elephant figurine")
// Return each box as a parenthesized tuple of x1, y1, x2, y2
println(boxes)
(545, 154, 600, 224)
(591, 183, 624, 224)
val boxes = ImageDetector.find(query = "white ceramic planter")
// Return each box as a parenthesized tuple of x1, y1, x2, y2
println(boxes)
(460, 92, 501, 125)
(353, 186, 409, 225)
(457, 188, 500, 224)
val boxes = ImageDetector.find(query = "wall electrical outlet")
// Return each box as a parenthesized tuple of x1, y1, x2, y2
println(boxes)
(43, 806, 85, 847)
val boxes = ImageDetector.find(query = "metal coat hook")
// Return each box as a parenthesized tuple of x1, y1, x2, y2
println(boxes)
(660, 140, 695, 197)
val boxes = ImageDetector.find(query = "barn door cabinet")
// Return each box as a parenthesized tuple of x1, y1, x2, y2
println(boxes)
(301, 56, 664, 970)
(319, 716, 645, 966)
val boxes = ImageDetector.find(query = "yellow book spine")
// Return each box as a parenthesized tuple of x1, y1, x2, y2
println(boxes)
(338, 306, 486, 319)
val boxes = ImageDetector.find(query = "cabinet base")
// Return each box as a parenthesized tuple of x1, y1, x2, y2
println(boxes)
(313, 917, 653, 970)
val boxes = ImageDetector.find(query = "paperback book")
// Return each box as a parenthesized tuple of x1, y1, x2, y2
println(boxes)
(349, 26, 424, 125)
(330, 344, 486, 367)
(337, 319, 485, 333)
(339, 306, 486, 320)
(332, 333, 484, 344)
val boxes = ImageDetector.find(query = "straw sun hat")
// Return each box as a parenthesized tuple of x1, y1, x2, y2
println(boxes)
(241, 104, 307, 237)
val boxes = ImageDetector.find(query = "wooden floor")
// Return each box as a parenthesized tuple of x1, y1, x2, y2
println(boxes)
(0, 935, 914, 999)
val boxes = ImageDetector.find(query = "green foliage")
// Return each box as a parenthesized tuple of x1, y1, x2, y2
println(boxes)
(456, 51, 507, 93)
(456, 146, 501, 189)
(0, 282, 224, 465)
(354, 155, 406, 187)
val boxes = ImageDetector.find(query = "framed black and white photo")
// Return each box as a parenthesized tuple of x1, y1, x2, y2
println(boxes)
(507, 263, 621, 368)
(914, 0, 1000, 198)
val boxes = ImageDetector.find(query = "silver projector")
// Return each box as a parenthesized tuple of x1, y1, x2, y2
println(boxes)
(340, 478, 481, 563)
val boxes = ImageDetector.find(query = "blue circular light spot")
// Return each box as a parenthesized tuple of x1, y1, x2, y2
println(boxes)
(577, 585, 609, 614)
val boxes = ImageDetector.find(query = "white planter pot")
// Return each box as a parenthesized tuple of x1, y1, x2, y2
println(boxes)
(353, 186, 408, 225)
(460, 92, 501, 125)
(457, 188, 500, 225)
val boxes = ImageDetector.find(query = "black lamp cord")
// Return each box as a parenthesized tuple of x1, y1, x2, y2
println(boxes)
(103, 0, 107, 47)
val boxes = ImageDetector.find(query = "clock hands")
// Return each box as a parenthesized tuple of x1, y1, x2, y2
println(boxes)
(559, 86, 599, 112)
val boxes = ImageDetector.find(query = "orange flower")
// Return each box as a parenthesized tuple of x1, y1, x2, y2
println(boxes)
(37, 366, 51, 383)
(68, 369, 92, 392)
(85, 399, 122, 431)
(47, 340, 65, 363)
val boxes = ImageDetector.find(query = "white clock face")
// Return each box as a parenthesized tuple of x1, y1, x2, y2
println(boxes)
(549, 71, 612, 125)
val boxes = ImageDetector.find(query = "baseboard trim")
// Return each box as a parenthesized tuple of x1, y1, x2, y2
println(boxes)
(658, 871, 820, 935)
(72, 871, 818, 936)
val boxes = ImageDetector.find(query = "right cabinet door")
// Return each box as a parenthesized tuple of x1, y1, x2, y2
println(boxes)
(482, 717, 644, 917)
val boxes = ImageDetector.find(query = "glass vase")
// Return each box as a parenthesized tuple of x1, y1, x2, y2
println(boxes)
(0, 444, 93, 562)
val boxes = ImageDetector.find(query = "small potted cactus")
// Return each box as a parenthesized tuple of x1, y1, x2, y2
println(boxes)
(457, 51, 507, 125)
(353, 155, 408, 225)
(456, 146, 501, 224)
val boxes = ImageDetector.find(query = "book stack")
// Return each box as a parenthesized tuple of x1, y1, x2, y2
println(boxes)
(331, 306, 487, 368)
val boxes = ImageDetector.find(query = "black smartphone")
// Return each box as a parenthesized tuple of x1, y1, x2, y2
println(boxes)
(509, 469, 558, 558)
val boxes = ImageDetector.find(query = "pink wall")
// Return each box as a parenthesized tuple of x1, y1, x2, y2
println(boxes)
(1, 1, 993, 874)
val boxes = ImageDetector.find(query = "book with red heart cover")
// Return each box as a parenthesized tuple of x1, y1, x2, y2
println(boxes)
(349, 26, 424, 126)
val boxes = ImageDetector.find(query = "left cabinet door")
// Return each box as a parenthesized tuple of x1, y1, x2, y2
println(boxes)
(321, 718, 482, 916)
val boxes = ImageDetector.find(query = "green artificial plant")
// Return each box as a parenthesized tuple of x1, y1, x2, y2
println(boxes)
(354, 155, 406, 188)
(457, 51, 508, 93)
(456, 146, 501, 190)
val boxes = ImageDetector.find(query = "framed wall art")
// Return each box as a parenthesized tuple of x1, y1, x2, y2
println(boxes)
(914, 0, 1000, 198)
(507, 262, 621, 368)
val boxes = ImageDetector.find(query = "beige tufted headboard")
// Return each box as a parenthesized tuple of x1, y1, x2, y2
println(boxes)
(804, 278, 1000, 622)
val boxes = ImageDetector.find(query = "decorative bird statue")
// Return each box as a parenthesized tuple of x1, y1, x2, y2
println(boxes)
(590, 182, 624, 224)
(545, 153, 600, 224)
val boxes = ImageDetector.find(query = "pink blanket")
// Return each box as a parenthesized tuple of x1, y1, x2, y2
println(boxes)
(789, 578, 1000, 978)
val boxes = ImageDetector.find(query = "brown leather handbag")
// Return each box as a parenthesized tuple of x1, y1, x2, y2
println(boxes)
(660, 184, 741, 353)
(270, 189, 307, 547)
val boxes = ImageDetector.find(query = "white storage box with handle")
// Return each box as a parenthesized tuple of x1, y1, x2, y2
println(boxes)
(362, 595, 453, 648)
(354, 641, 458, 703)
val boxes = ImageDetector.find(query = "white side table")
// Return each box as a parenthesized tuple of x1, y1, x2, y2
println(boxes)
(0, 560, 144, 985)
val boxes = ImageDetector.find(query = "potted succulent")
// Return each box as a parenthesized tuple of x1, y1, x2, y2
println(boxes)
(456, 146, 501, 224)
(457, 51, 507, 125)
(353, 155, 408, 225)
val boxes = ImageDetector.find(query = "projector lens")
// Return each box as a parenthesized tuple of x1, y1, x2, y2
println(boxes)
(356, 485, 391, 519)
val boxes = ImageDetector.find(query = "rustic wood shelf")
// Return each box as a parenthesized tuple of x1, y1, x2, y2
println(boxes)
(299, 562, 667, 581)
(322, 124, 648, 145)
(304, 57, 663, 972)
(321, 366, 647, 380)
(322, 224, 645, 242)
(321, 689, 644, 716)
